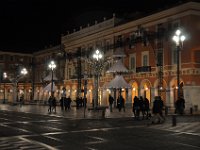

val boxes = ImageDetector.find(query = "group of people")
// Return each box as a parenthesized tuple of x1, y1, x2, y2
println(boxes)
(60, 96, 72, 111)
(48, 92, 185, 123)
(132, 96, 150, 120)
(48, 95, 57, 113)
(132, 95, 164, 123)
(108, 94, 126, 112)
(48, 95, 72, 113)
(75, 96, 87, 109)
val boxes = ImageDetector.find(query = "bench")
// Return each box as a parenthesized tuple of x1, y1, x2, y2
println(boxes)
(88, 106, 108, 118)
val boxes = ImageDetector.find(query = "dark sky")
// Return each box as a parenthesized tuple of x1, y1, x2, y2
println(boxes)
(0, 0, 189, 53)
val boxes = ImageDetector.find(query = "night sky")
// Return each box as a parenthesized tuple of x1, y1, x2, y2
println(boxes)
(0, 0, 189, 53)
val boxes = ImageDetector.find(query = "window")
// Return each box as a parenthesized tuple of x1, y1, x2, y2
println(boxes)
(142, 51, 149, 66)
(129, 54, 136, 71)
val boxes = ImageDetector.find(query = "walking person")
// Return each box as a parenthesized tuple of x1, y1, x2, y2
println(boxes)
(67, 96, 72, 110)
(139, 96, 145, 119)
(175, 96, 185, 115)
(60, 97, 64, 111)
(144, 97, 150, 119)
(52, 96, 57, 112)
(48, 96, 53, 113)
(151, 96, 164, 124)
(133, 96, 140, 120)
(109, 94, 114, 112)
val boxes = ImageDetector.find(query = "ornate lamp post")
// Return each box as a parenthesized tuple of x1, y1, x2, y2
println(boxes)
(172, 29, 185, 99)
(48, 61, 56, 97)
(83, 72, 87, 118)
(16, 68, 28, 102)
(92, 49, 103, 108)
(3, 72, 7, 104)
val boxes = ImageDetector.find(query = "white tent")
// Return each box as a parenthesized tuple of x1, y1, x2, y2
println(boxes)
(107, 60, 128, 73)
(106, 75, 131, 89)
(43, 72, 58, 81)
(43, 82, 56, 92)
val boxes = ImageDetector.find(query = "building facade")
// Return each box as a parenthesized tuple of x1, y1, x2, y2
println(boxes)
(1, 2, 200, 112)
(61, 2, 200, 111)
(0, 51, 33, 103)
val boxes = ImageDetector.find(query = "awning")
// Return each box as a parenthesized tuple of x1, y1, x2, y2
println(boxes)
(105, 75, 131, 89)
(107, 60, 128, 73)
(43, 82, 56, 92)
(43, 72, 58, 81)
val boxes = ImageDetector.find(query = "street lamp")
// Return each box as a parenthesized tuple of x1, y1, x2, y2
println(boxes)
(3, 72, 7, 104)
(92, 49, 103, 108)
(83, 72, 88, 118)
(48, 61, 56, 97)
(16, 68, 28, 102)
(21, 68, 28, 75)
(173, 29, 185, 99)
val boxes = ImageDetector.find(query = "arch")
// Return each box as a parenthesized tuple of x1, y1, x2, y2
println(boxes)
(153, 79, 167, 103)
(170, 77, 184, 102)
(140, 79, 152, 102)
(129, 80, 139, 102)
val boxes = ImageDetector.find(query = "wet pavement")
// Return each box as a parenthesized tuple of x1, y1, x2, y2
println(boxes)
(0, 104, 200, 149)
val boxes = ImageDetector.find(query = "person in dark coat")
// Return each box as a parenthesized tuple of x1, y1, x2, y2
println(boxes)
(60, 97, 65, 111)
(152, 96, 164, 123)
(144, 97, 150, 119)
(109, 94, 114, 112)
(133, 96, 140, 120)
(175, 96, 185, 115)
(139, 96, 145, 119)
(67, 96, 72, 110)
(48, 96, 53, 113)
(52, 96, 57, 112)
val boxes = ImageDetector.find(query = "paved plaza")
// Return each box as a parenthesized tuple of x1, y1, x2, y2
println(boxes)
(0, 104, 200, 150)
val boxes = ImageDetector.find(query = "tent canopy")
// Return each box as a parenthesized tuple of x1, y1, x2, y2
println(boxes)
(43, 82, 56, 92)
(105, 75, 131, 89)
(107, 60, 128, 73)
(43, 72, 58, 81)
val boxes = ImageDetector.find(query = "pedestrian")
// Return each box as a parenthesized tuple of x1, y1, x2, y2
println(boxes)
(151, 96, 164, 124)
(67, 96, 72, 110)
(121, 96, 125, 112)
(133, 96, 140, 120)
(144, 97, 150, 119)
(60, 97, 64, 111)
(139, 96, 145, 119)
(19, 95, 24, 107)
(52, 96, 57, 112)
(48, 96, 53, 113)
(108, 94, 114, 112)
(175, 96, 185, 115)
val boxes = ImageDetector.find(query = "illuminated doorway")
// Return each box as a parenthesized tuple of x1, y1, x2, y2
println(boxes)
(131, 82, 138, 103)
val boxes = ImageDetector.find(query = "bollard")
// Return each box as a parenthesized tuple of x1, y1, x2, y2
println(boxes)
(190, 107, 193, 115)
(172, 114, 176, 126)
